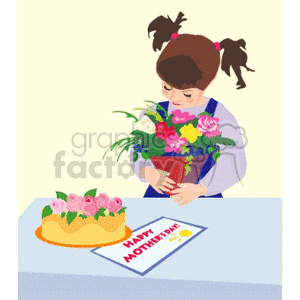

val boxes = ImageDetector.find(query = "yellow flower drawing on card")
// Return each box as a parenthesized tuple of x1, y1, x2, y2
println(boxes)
(169, 229, 193, 242)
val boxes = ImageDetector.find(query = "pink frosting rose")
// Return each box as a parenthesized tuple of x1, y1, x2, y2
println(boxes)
(50, 199, 67, 214)
(95, 193, 110, 209)
(197, 115, 221, 137)
(66, 194, 84, 212)
(107, 197, 123, 213)
(172, 109, 196, 124)
(81, 196, 99, 216)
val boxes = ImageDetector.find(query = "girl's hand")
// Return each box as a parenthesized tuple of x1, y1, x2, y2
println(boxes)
(170, 183, 207, 206)
(140, 167, 175, 194)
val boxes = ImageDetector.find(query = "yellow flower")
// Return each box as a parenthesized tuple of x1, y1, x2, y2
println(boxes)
(180, 124, 202, 143)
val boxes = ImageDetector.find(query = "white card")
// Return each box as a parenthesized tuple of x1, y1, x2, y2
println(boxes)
(91, 217, 207, 276)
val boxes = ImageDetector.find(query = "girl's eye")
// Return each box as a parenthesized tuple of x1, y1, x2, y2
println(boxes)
(184, 94, 192, 97)
(164, 85, 172, 91)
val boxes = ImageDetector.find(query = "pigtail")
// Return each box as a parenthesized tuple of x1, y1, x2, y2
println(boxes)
(219, 38, 255, 89)
(148, 12, 187, 52)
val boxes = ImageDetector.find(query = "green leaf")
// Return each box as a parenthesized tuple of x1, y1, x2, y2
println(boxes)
(217, 137, 236, 146)
(207, 146, 216, 154)
(184, 164, 192, 175)
(118, 138, 133, 147)
(66, 211, 77, 225)
(98, 207, 106, 215)
(141, 149, 151, 161)
(165, 114, 174, 127)
(117, 142, 135, 162)
(61, 212, 66, 219)
(190, 135, 207, 150)
(42, 205, 53, 219)
(94, 208, 106, 220)
(213, 150, 221, 161)
(186, 117, 199, 128)
(202, 135, 236, 147)
(198, 111, 212, 117)
(202, 135, 212, 147)
(173, 123, 185, 134)
(55, 191, 67, 202)
(84, 189, 97, 198)
(130, 130, 151, 147)
(185, 155, 194, 162)
(78, 214, 88, 220)
(145, 113, 159, 124)
(103, 137, 133, 159)
(129, 132, 167, 158)
(147, 135, 167, 157)
(109, 212, 115, 217)
(117, 206, 127, 214)
(181, 144, 190, 155)
(112, 110, 139, 122)
(133, 151, 139, 163)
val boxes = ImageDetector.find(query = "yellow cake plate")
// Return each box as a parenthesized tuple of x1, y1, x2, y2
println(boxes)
(35, 226, 132, 248)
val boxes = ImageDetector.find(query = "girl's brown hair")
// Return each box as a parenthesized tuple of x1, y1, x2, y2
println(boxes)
(156, 34, 220, 90)
(148, 12, 254, 90)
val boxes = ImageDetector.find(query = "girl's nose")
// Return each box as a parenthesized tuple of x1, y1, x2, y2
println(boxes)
(170, 89, 182, 102)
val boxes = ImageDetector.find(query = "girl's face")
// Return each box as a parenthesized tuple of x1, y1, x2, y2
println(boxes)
(161, 81, 206, 109)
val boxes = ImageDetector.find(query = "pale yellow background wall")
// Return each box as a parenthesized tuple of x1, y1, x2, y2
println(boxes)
(18, 0, 282, 216)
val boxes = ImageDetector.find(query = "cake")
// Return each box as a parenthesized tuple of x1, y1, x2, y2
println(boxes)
(39, 189, 127, 246)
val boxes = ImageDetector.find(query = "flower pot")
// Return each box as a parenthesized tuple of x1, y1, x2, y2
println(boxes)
(150, 155, 209, 195)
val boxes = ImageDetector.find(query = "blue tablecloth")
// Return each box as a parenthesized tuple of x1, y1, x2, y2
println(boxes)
(18, 197, 282, 300)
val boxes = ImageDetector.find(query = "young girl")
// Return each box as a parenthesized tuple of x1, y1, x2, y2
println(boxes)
(130, 12, 249, 206)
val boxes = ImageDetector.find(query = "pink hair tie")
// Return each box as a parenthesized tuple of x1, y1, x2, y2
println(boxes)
(171, 32, 180, 41)
(214, 42, 221, 51)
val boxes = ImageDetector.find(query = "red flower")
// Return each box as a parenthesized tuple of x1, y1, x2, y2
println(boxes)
(155, 122, 176, 141)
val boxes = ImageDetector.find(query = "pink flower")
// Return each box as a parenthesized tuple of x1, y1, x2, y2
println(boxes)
(107, 197, 123, 213)
(81, 196, 99, 216)
(197, 115, 221, 137)
(172, 110, 196, 124)
(95, 193, 110, 209)
(50, 199, 67, 215)
(66, 194, 84, 212)
(164, 133, 188, 153)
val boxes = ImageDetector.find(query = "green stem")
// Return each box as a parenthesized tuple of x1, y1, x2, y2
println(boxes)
(117, 141, 136, 162)
(103, 137, 132, 159)
(112, 111, 139, 122)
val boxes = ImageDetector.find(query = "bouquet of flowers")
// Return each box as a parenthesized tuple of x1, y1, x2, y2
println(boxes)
(104, 101, 236, 193)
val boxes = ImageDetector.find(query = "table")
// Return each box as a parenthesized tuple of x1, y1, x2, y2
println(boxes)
(19, 197, 282, 300)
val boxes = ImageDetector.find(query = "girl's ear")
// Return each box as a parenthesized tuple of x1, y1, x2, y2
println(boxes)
(204, 74, 217, 90)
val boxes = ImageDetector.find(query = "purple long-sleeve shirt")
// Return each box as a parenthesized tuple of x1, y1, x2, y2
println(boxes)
(129, 99, 247, 196)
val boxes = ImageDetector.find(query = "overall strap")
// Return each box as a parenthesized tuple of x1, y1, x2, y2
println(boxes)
(197, 98, 219, 183)
(205, 98, 218, 117)
(157, 101, 169, 121)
